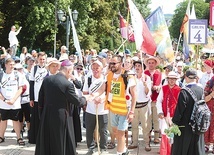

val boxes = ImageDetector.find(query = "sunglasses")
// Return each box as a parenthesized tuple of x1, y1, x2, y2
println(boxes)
(109, 62, 120, 66)
(77, 68, 83, 71)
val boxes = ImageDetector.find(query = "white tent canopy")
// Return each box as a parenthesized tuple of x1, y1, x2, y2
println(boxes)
(201, 48, 214, 53)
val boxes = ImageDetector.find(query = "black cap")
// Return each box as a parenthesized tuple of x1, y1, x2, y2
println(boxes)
(163, 65, 173, 71)
(185, 68, 197, 79)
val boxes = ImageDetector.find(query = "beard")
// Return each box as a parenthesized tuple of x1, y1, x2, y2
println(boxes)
(111, 66, 118, 73)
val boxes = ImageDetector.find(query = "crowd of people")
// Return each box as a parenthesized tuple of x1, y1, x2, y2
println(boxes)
(0, 25, 213, 155)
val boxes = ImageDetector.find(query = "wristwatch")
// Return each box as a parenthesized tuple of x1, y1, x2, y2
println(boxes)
(3, 98, 6, 102)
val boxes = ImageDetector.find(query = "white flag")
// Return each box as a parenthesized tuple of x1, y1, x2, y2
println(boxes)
(190, 4, 196, 19)
(128, 0, 143, 51)
(68, 7, 82, 62)
(128, 0, 156, 55)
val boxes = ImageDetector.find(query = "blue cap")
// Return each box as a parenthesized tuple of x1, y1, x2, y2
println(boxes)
(125, 49, 131, 55)
(12, 56, 20, 62)
(97, 52, 107, 59)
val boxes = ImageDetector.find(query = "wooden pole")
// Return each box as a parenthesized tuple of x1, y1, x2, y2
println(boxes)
(176, 33, 182, 55)
(195, 44, 199, 69)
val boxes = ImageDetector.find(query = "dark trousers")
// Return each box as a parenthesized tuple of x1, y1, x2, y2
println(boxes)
(29, 102, 40, 144)
(85, 112, 108, 150)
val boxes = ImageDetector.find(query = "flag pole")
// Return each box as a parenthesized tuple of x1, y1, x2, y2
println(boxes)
(68, 7, 82, 62)
(115, 38, 128, 54)
(176, 33, 182, 55)
(195, 44, 199, 69)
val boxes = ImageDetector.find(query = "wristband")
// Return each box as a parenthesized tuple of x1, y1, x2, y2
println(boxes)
(3, 98, 6, 102)
(129, 111, 134, 114)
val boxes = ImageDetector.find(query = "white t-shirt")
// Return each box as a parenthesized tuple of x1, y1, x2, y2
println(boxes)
(83, 75, 108, 115)
(73, 72, 83, 97)
(8, 31, 19, 47)
(0, 71, 25, 109)
(199, 72, 213, 89)
(136, 74, 151, 102)
(29, 66, 48, 102)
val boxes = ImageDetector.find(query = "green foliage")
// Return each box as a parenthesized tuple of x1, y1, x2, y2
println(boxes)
(0, 0, 152, 53)
(164, 124, 183, 138)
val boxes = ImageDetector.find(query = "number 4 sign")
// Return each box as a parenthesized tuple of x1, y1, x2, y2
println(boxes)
(189, 19, 207, 44)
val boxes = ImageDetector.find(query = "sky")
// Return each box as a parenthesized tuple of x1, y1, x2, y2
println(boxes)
(149, 0, 184, 14)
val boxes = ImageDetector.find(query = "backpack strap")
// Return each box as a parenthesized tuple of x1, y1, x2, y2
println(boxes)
(87, 75, 92, 88)
(14, 71, 19, 86)
(0, 70, 4, 83)
(183, 87, 197, 102)
(33, 65, 38, 77)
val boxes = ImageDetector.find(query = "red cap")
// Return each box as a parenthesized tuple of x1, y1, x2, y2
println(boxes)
(204, 60, 213, 68)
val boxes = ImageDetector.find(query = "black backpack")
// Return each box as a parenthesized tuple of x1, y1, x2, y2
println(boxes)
(183, 87, 211, 134)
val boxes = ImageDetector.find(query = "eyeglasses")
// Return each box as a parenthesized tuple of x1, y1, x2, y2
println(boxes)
(77, 68, 83, 71)
(109, 62, 120, 66)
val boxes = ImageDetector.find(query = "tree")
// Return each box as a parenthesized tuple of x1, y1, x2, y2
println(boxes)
(0, 0, 152, 54)
(169, 0, 209, 40)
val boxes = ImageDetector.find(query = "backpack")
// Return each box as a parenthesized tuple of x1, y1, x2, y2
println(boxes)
(183, 86, 211, 134)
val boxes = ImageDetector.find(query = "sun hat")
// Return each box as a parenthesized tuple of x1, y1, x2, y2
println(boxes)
(14, 63, 23, 69)
(46, 58, 61, 67)
(167, 71, 180, 79)
(143, 56, 160, 66)
(91, 60, 103, 68)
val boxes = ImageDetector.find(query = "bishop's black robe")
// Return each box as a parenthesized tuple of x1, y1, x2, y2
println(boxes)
(35, 73, 82, 155)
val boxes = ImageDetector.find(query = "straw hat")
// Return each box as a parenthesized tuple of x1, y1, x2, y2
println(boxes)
(167, 71, 180, 79)
(46, 58, 61, 67)
(143, 56, 160, 66)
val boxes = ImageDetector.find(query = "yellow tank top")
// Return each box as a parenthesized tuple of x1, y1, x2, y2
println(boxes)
(106, 71, 128, 116)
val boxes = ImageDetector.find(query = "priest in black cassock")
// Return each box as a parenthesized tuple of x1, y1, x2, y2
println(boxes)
(35, 60, 85, 155)
(172, 69, 205, 155)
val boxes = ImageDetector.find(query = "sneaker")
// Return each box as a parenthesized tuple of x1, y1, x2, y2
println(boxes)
(205, 145, 209, 153)
(122, 149, 129, 155)
(85, 149, 94, 155)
